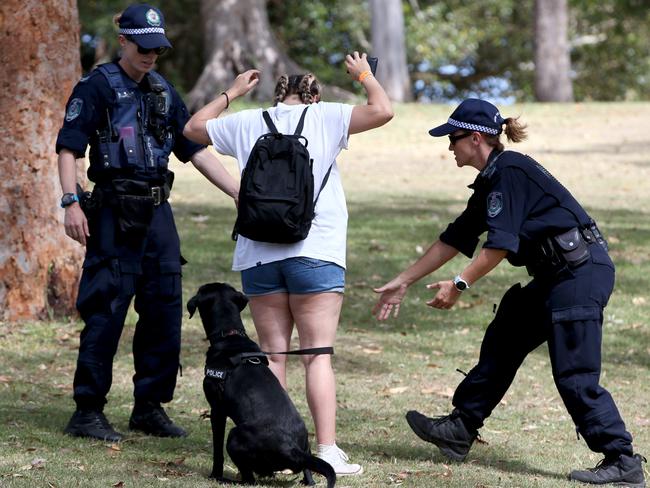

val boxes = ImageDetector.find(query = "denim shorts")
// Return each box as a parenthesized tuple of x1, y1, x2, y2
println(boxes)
(241, 257, 345, 296)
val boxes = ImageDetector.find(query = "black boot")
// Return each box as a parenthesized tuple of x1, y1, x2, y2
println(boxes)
(405, 408, 477, 461)
(64, 409, 123, 442)
(569, 453, 646, 487)
(129, 401, 187, 438)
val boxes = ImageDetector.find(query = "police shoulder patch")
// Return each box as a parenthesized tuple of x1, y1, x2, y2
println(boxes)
(487, 191, 503, 218)
(65, 98, 83, 122)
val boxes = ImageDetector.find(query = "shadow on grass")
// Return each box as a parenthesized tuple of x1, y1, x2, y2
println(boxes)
(363, 438, 569, 482)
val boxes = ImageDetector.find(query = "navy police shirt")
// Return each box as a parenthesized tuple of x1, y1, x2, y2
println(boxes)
(439, 150, 592, 266)
(56, 60, 205, 182)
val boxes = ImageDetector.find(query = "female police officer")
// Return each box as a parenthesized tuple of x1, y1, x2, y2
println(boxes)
(372, 99, 646, 486)
(56, 4, 239, 442)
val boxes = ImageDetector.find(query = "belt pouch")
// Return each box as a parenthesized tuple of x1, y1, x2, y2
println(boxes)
(111, 179, 154, 236)
(553, 227, 590, 268)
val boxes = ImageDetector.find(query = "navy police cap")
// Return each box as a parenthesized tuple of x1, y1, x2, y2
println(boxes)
(119, 4, 172, 49)
(429, 98, 505, 137)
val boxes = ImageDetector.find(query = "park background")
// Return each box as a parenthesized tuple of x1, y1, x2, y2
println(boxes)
(0, 0, 649, 486)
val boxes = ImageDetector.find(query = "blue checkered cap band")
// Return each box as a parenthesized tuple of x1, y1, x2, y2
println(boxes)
(448, 117, 500, 135)
(119, 27, 166, 35)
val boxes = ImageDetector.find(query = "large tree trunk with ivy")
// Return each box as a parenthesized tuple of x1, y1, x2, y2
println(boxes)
(188, 0, 303, 109)
(0, 0, 84, 321)
(369, 0, 412, 102)
(534, 0, 573, 102)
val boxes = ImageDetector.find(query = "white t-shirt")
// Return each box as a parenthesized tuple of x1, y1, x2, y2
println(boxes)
(206, 102, 354, 271)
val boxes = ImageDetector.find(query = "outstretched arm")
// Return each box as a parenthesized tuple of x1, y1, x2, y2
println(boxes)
(183, 70, 261, 145)
(373, 239, 459, 320)
(426, 247, 507, 310)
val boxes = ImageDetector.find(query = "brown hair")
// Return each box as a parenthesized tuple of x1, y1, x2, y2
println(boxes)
(483, 116, 527, 151)
(273, 74, 322, 106)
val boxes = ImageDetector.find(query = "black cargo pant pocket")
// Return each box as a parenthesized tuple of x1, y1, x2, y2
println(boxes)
(76, 259, 120, 318)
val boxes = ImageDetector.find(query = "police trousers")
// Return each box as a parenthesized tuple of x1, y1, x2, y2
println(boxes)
(452, 244, 634, 456)
(73, 201, 183, 409)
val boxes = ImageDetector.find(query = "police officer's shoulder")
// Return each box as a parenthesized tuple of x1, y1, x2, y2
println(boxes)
(77, 67, 105, 85)
(73, 66, 112, 98)
(498, 150, 535, 171)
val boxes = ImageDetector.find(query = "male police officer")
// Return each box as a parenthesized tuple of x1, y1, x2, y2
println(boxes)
(56, 4, 238, 441)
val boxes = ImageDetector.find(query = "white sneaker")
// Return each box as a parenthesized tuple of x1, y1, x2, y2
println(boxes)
(317, 443, 363, 476)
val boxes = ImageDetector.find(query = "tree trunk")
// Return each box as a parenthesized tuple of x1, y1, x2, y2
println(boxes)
(370, 0, 412, 102)
(534, 0, 574, 102)
(188, 0, 302, 110)
(0, 0, 84, 321)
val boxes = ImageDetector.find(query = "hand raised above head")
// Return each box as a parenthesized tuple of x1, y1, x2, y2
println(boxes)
(230, 69, 261, 98)
(345, 51, 371, 81)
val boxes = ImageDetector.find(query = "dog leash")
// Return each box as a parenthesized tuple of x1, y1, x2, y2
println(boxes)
(261, 346, 334, 355)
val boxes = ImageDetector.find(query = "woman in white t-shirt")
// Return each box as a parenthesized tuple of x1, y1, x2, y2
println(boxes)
(184, 52, 392, 475)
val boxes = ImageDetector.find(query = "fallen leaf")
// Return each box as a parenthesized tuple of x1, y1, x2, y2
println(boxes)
(362, 347, 382, 354)
(379, 386, 409, 396)
(632, 296, 646, 306)
(113, 482, 124, 488)
(165, 457, 186, 467)
(419, 385, 454, 398)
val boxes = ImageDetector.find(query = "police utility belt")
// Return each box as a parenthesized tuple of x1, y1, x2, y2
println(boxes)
(526, 221, 608, 277)
(81, 177, 172, 237)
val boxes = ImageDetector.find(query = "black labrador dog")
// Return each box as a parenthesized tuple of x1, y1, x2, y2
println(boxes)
(187, 282, 335, 487)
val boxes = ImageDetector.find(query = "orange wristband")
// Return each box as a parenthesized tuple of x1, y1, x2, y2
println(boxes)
(358, 70, 372, 82)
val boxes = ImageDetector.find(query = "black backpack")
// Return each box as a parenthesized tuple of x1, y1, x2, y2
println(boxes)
(232, 106, 332, 244)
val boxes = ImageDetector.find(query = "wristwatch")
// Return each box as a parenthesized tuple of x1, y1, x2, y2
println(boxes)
(453, 275, 470, 291)
(60, 192, 79, 208)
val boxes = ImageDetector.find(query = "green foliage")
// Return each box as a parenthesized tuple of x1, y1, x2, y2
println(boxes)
(76, 0, 649, 101)
(267, 0, 369, 93)
(404, 0, 534, 101)
(570, 0, 650, 101)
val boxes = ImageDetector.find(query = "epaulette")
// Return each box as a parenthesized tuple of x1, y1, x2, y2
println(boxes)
(78, 68, 103, 84)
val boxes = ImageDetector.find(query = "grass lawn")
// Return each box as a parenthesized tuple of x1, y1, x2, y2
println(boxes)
(1, 102, 649, 487)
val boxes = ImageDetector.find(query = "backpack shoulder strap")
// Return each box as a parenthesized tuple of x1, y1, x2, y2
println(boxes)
(293, 106, 309, 135)
(262, 110, 279, 134)
(314, 163, 334, 206)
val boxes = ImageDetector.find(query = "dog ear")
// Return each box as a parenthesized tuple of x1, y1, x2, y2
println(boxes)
(187, 294, 199, 318)
(233, 291, 249, 312)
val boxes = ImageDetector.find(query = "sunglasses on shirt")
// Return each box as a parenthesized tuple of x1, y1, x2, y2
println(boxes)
(448, 132, 473, 145)
(125, 36, 168, 56)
